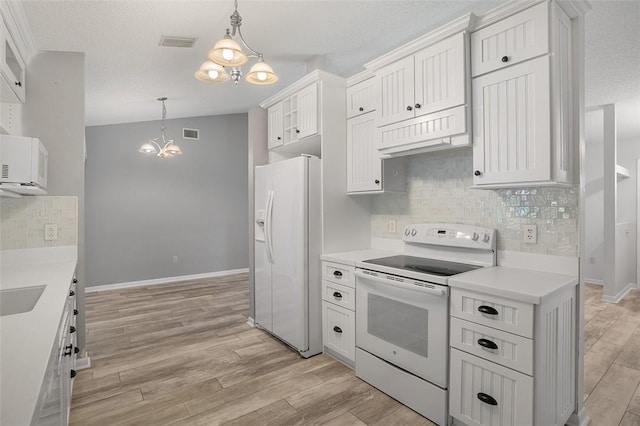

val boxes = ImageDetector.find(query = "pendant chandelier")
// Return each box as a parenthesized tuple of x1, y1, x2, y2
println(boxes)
(195, 0, 278, 85)
(139, 97, 182, 159)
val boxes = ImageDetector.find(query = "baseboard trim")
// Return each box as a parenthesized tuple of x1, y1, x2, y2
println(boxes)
(85, 269, 249, 293)
(601, 282, 636, 303)
(566, 407, 590, 426)
(76, 355, 92, 370)
(585, 278, 603, 286)
(246, 317, 255, 327)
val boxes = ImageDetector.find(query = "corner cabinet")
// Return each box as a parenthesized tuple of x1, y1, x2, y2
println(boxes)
(346, 76, 406, 194)
(471, 2, 575, 188)
(366, 25, 472, 158)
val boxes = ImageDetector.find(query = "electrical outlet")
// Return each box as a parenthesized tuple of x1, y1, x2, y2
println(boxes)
(387, 219, 397, 233)
(173, 256, 178, 264)
(44, 224, 58, 241)
(522, 224, 537, 243)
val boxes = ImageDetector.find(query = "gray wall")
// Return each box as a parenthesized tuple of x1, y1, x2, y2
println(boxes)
(84, 113, 248, 287)
(21, 51, 87, 354)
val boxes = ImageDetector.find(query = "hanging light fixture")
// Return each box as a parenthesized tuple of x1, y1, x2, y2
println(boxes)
(195, 0, 278, 85)
(139, 97, 182, 159)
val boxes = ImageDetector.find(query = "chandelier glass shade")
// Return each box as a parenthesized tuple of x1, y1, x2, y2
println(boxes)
(139, 97, 182, 159)
(195, 0, 278, 85)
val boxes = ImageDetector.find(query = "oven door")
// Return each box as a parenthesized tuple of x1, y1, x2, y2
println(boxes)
(355, 269, 449, 388)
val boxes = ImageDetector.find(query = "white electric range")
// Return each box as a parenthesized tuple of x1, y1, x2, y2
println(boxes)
(354, 223, 496, 426)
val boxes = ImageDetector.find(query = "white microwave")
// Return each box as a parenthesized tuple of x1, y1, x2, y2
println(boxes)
(0, 135, 48, 192)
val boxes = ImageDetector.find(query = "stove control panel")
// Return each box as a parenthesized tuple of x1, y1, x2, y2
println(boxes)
(402, 223, 496, 251)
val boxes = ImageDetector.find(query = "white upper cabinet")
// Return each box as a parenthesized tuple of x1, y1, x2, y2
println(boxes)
(368, 28, 472, 158)
(1, 18, 26, 103)
(471, 2, 549, 77)
(346, 77, 376, 119)
(295, 83, 318, 140)
(471, 2, 575, 188)
(377, 32, 466, 127)
(267, 102, 283, 149)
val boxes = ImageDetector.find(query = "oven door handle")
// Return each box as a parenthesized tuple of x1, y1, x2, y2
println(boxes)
(354, 270, 447, 297)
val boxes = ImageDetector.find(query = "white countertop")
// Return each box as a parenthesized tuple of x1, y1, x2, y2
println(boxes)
(321, 249, 400, 266)
(0, 246, 77, 426)
(449, 266, 579, 305)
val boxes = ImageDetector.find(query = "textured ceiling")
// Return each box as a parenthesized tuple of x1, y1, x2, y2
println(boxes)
(20, 0, 640, 132)
(21, 0, 503, 126)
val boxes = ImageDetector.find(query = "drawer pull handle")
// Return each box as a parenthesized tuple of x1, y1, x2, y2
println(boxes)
(333, 326, 342, 333)
(69, 290, 75, 297)
(70, 369, 77, 379)
(332, 291, 343, 299)
(333, 271, 343, 278)
(477, 338, 498, 350)
(478, 305, 498, 316)
(477, 392, 498, 406)
(70, 326, 76, 334)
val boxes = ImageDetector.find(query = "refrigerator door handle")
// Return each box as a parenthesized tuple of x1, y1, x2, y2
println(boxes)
(265, 190, 275, 264)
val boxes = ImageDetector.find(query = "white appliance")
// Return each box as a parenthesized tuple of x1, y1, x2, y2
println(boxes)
(0, 135, 48, 194)
(355, 223, 496, 426)
(254, 155, 322, 357)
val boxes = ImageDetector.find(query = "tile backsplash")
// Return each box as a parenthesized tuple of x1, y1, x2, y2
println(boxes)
(371, 149, 578, 257)
(1, 196, 78, 250)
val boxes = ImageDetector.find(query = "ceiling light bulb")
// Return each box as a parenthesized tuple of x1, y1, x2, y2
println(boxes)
(208, 69, 219, 79)
(256, 71, 267, 81)
(222, 49, 234, 61)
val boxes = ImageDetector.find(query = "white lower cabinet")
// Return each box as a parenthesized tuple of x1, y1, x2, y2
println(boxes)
(450, 348, 533, 426)
(322, 300, 355, 364)
(321, 261, 356, 367)
(449, 286, 576, 426)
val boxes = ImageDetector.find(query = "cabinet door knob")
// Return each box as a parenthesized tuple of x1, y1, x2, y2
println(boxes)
(69, 290, 75, 297)
(64, 345, 73, 356)
(358, 107, 364, 112)
(74, 346, 80, 354)
(478, 305, 499, 316)
(477, 392, 498, 406)
(15, 81, 22, 87)
(74, 309, 78, 316)
(70, 326, 76, 334)
(332, 291, 343, 299)
(277, 136, 281, 140)
(415, 103, 422, 109)
(295, 129, 300, 134)
(501, 56, 509, 63)
(477, 338, 499, 350)
(474, 170, 482, 176)
(406, 105, 413, 111)
(333, 326, 343, 333)
(73, 278, 78, 284)
(374, 179, 380, 184)
(333, 271, 343, 277)
(70, 369, 77, 379)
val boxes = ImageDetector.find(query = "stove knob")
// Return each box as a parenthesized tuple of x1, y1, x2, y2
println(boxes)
(410, 228, 417, 236)
(471, 232, 479, 241)
(483, 233, 491, 243)
(404, 228, 410, 236)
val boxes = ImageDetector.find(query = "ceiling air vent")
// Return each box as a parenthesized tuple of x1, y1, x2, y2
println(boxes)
(183, 128, 199, 140)
(159, 36, 197, 48)
(2, 164, 9, 179)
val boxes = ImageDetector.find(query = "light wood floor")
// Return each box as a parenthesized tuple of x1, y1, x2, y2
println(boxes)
(73, 278, 640, 426)
(73, 275, 435, 426)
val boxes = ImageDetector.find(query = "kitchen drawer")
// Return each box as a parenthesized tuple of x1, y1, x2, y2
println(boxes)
(322, 261, 355, 288)
(450, 288, 534, 338)
(471, 2, 549, 77)
(450, 317, 533, 375)
(450, 348, 533, 426)
(322, 280, 355, 311)
(322, 301, 355, 363)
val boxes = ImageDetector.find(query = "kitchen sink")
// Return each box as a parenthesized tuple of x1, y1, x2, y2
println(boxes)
(0, 285, 46, 316)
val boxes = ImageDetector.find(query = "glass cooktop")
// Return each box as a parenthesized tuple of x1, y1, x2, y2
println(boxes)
(362, 255, 481, 277)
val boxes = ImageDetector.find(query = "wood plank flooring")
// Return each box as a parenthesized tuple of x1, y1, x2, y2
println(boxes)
(73, 275, 434, 426)
(74, 278, 640, 426)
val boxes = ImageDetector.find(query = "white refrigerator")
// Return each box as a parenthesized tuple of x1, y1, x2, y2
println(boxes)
(254, 155, 322, 357)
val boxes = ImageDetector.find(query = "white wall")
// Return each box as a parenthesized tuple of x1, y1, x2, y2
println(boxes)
(584, 108, 605, 282)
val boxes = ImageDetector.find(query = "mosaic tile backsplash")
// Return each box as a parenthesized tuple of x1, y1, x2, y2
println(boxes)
(371, 149, 579, 256)
(1, 196, 78, 250)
